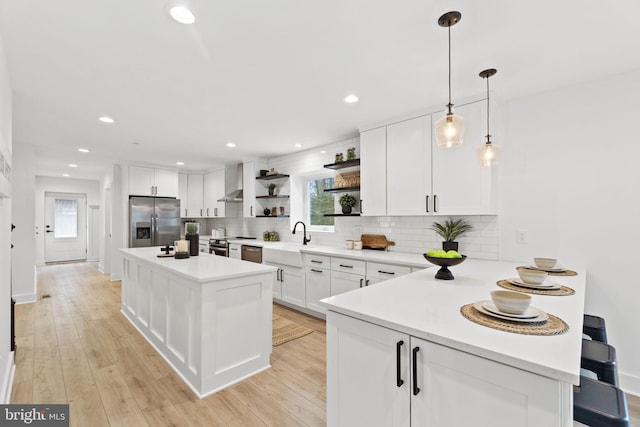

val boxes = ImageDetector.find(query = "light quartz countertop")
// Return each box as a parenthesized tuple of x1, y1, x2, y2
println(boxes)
(226, 240, 431, 269)
(321, 258, 586, 385)
(120, 247, 276, 283)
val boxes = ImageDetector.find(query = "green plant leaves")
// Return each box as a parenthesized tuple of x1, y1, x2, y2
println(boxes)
(430, 217, 472, 242)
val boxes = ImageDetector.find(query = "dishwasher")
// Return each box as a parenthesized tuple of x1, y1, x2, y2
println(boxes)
(241, 245, 262, 263)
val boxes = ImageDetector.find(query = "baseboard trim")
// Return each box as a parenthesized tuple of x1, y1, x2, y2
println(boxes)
(620, 371, 640, 397)
(98, 263, 105, 273)
(12, 293, 37, 304)
(0, 351, 15, 403)
(110, 273, 122, 281)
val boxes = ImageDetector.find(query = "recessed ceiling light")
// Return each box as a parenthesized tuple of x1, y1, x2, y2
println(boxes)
(320, 150, 327, 154)
(170, 6, 195, 24)
(295, 144, 303, 148)
(344, 94, 359, 104)
(68, 164, 78, 168)
(62, 173, 70, 177)
(176, 161, 184, 166)
(226, 142, 236, 148)
(98, 116, 114, 124)
(131, 141, 140, 145)
(77, 148, 90, 153)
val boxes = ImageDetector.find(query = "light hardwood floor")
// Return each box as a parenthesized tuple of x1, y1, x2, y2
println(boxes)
(11, 262, 327, 426)
(11, 262, 640, 426)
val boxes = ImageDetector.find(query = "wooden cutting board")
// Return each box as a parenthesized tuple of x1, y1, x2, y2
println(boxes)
(361, 234, 395, 250)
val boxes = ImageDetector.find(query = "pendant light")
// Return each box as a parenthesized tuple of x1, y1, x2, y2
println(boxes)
(435, 11, 465, 149)
(477, 68, 501, 167)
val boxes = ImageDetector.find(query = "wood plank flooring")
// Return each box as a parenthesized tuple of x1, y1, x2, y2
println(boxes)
(11, 262, 327, 426)
(10, 262, 640, 426)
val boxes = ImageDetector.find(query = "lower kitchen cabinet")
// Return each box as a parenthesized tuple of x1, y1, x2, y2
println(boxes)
(278, 264, 305, 307)
(327, 311, 567, 427)
(305, 266, 330, 313)
(330, 270, 365, 296)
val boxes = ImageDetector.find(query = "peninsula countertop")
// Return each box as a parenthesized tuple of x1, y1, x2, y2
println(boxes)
(120, 247, 276, 283)
(321, 258, 586, 385)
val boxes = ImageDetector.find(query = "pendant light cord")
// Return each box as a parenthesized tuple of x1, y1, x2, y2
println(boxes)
(486, 75, 490, 142)
(448, 22, 452, 113)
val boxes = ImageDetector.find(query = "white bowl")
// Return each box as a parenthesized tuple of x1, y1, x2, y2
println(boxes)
(490, 290, 532, 315)
(517, 268, 548, 285)
(534, 257, 557, 269)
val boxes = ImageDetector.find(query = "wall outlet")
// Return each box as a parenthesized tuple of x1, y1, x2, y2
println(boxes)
(516, 229, 528, 244)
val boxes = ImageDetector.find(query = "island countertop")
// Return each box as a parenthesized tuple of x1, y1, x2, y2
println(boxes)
(120, 247, 276, 283)
(321, 258, 586, 385)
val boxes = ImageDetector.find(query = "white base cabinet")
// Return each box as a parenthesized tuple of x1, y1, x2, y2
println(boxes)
(266, 262, 304, 305)
(327, 311, 571, 427)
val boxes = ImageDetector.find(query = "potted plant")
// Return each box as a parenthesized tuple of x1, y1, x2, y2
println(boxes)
(185, 222, 199, 256)
(268, 183, 277, 196)
(347, 147, 356, 160)
(430, 217, 473, 252)
(339, 193, 357, 214)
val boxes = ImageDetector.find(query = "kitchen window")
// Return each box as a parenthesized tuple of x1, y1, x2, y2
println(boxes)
(305, 173, 335, 232)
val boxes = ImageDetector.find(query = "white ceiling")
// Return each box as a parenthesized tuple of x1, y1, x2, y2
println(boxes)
(1, 0, 639, 181)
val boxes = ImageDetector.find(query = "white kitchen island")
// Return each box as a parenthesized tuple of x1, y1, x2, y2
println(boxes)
(120, 247, 276, 398)
(321, 258, 586, 427)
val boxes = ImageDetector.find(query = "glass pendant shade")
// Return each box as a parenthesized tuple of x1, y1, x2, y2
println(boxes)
(435, 113, 465, 148)
(477, 141, 501, 167)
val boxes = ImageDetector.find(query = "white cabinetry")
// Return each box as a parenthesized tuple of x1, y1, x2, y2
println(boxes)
(242, 162, 256, 218)
(359, 99, 496, 216)
(267, 262, 305, 306)
(186, 174, 204, 217)
(178, 173, 188, 217)
(330, 257, 366, 296)
(304, 254, 331, 313)
(359, 127, 387, 216)
(204, 169, 225, 217)
(328, 311, 565, 427)
(229, 243, 241, 259)
(129, 166, 178, 197)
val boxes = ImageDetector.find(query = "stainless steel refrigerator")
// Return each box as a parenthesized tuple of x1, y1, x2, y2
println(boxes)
(129, 196, 180, 247)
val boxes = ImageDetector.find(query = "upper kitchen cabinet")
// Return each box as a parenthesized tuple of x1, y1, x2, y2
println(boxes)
(386, 116, 431, 216)
(178, 173, 188, 217)
(242, 162, 257, 218)
(129, 165, 179, 197)
(431, 100, 496, 215)
(204, 169, 225, 217)
(360, 127, 387, 216)
(186, 173, 204, 217)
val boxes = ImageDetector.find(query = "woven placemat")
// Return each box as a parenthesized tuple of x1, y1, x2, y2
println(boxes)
(496, 280, 575, 296)
(461, 304, 569, 336)
(516, 266, 577, 276)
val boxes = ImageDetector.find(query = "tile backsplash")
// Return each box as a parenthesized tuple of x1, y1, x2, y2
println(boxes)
(203, 215, 498, 260)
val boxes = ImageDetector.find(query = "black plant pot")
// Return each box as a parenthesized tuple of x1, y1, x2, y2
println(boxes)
(442, 241, 458, 252)
(186, 233, 199, 256)
(341, 206, 352, 214)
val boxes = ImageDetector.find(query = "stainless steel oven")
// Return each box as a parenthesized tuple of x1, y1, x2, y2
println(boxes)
(241, 245, 262, 263)
(209, 238, 229, 257)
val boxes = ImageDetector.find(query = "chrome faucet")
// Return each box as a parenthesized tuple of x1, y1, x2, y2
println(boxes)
(292, 221, 311, 245)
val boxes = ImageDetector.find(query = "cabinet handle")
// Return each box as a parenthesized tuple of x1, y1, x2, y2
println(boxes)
(310, 268, 323, 273)
(434, 194, 438, 213)
(310, 260, 323, 264)
(412, 346, 420, 396)
(200, 209, 203, 216)
(359, 278, 363, 288)
(151, 186, 154, 196)
(250, 206, 253, 216)
(206, 208, 210, 216)
(378, 270, 395, 275)
(339, 264, 353, 269)
(276, 269, 281, 282)
(396, 341, 404, 387)
(215, 207, 218, 216)
(281, 269, 284, 281)
(366, 279, 370, 286)
(360, 199, 363, 215)
(425, 195, 429, 213)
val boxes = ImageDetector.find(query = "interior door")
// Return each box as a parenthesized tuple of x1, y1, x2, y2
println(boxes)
(44, 192, 87, 263)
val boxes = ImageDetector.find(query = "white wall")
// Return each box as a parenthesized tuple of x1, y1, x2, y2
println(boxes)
(34, 176, 100, 266)
(498, 68, 640, 394)
(0, 26, 14, 404)
(11, 143, 36, 303)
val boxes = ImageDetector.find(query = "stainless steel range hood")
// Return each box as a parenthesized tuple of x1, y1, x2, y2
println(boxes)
(217, 163, 243, 202)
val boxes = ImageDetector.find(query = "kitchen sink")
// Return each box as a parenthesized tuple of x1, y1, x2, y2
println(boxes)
(262, 244, 304, 267)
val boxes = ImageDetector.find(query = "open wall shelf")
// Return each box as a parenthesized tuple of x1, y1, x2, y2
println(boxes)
(323, 213, 361, 217)
(256, 214, 290, 218)
(256, 195, 290, 199)
(256, 174, 290, 180)
(323, 159, 360, 170)
(323, 186, 360, 193)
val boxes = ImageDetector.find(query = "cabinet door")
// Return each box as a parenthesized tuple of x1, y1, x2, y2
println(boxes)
(387, 116, 431, 216)
(431, 100, 496, 214)
(264, 262, 282, 300)
(330, 270, 364, 296)
(281, 265, 305, 306)
(326, 312, 410, 427)
(409, 336, 567, 426)
(305, 266, 330, 313)
(359, 127, 387, 216)
(154, 168, 178, 197)
(178, 173, 188, 217)
(129, 166, 155, 196)
(242, 162, 256, 217)
(204, 169, 226, 217)
(187, 174, 204, 217)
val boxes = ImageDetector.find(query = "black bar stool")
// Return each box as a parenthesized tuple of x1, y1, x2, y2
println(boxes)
(574, 376, 630, 426)
(583, 314, 607, 343)
(581, 339, 618, 386)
